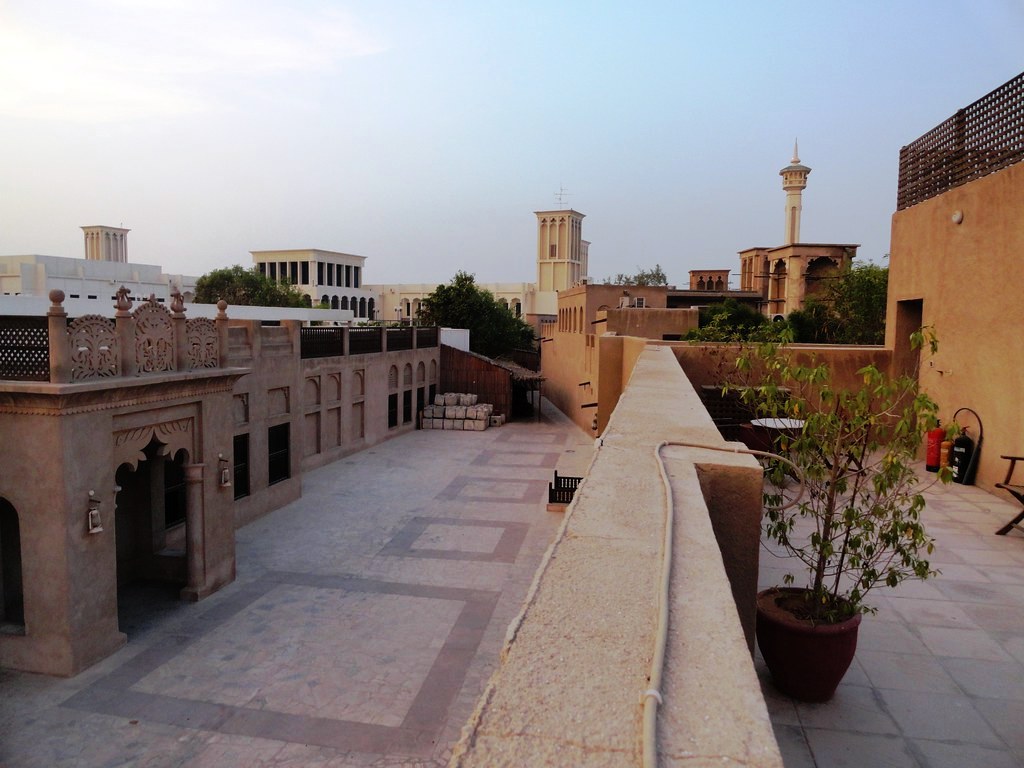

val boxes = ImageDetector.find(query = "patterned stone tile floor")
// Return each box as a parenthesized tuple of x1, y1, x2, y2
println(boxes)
(0, 405, 595, 767)
(761, 466, 1024, 768)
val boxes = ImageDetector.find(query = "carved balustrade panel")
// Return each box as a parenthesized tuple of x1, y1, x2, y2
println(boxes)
(68, 315, 119, 381)
(186, 318, 219, 369)
(133, 299, 175, 373)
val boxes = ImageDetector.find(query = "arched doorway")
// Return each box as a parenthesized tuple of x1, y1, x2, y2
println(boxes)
(114, 437, 189, 632)
(0, 498, 24, 630)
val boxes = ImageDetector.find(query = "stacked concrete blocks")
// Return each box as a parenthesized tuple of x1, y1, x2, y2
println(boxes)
(420, 393, 501, 431)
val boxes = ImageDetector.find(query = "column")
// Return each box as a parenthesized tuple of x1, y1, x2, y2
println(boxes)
(182, 464, 206, 601)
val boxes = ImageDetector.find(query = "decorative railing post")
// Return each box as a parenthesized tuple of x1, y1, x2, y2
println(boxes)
(170, 289, 188, 372)
(216, 300, 229, 367)
(381, 324, 389, 353)
(47, 290, 71, 383)
(343, 323, 351, 357)
(114, 286, 137, 377)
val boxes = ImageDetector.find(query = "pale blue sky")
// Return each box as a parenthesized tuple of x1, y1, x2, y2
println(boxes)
(1, 0, 1021, 286)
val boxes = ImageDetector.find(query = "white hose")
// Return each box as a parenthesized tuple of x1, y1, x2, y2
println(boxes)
(641, 441, 804, 768)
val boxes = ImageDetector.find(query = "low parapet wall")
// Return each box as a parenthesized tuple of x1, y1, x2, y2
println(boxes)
(451, 345, 782, 767)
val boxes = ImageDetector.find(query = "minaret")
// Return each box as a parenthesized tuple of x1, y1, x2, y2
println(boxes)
(779, 141, 811, 244)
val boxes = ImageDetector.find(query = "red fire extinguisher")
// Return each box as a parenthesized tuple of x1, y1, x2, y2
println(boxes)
(926, 420, 944, 473)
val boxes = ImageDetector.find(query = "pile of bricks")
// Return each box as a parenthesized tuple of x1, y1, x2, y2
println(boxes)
(420, 393, 503, 431)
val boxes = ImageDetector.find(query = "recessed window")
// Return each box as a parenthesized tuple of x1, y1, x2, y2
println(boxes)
(268, 423, 290, 485)
(233, 434, 250, 500)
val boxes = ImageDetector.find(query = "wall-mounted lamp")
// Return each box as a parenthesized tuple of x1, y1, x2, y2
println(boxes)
(218, 453, 232, 488)
(87, 490, 103, 534)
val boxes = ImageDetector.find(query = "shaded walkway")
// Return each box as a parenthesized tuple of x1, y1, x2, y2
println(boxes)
(0, 406, 593, 767)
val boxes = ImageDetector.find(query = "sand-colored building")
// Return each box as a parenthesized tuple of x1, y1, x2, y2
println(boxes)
(738, 146, 858, 317)
(886, 71, 1024, 492)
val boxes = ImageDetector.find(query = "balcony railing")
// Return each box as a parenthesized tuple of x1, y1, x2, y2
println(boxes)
(898, 71, 1024, 209)
(0, 289, 228, 383)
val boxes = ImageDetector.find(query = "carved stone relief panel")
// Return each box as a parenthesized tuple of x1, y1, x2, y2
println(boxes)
(133, 299, 174, 373)
(68, 315, 119, 381)
(354, 370, 365, 398)
(113, 417, 195, 471)
(328, 373, 342, 402)
(186, 318, 219, 369)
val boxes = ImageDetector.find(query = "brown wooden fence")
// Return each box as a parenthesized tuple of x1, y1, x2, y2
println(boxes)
(440, 345, 512, 418)
(898, 71, 1024, 210)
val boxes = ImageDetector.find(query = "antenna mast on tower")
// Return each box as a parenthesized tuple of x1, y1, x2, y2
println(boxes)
(554, 185, 570, 209)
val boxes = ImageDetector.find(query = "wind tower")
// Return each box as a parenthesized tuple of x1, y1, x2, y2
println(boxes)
(779, 141, 811, 244)
(82, 225, 130, 263)
(534, 207, 587, 294)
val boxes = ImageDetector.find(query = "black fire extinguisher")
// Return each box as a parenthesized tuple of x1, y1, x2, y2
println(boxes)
(950, 407, 983, 485)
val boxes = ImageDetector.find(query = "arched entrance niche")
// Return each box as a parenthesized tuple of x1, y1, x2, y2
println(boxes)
(0, 498, 24, 630)
(114, 437, 190, 590)
(804, 256, 840, 301)
(111, 416, 206, 614)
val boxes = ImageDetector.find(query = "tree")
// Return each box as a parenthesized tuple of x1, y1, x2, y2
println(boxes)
(685, 299, 790, 342)
(194, 265, 310, 308)
(788, 263, 888, 344)
(603, 264, 669, 286)
(419, 271, 535, 358)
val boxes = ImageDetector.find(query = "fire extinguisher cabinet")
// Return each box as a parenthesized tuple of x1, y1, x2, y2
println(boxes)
(950, 407, 983, 486)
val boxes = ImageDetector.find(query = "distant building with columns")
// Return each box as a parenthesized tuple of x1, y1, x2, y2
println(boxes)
(738, 145, 857, 318)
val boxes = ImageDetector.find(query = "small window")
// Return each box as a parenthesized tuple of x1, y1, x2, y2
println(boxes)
(549, 243, 557, 259)
(233, 434, 250, 500)
(403, 389, 412, 424)
(268, 423, 290, 485)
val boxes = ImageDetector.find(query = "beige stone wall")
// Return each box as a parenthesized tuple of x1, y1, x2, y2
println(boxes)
(672, 342, 892, 393)
(887, 160, 1024, 491)
(0, 371, 241, 676)
(452, 345, 780, 767)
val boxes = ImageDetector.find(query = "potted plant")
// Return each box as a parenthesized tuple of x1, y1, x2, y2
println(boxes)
(729, 329, 946, 701)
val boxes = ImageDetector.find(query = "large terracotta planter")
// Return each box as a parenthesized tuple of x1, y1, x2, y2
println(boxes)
(756, 587, 862, 702)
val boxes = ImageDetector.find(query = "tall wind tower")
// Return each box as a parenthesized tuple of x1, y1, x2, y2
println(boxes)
(779, 141, 811, 244)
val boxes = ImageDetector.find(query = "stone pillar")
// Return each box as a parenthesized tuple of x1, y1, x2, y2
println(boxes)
(216, 300, 230, 367)
(114, 286, 136, 377)
(342, 325, 350, 357)
(172, 295, 188, 372)
(47, 290, 71, 383)
(182, 463, 206, 602)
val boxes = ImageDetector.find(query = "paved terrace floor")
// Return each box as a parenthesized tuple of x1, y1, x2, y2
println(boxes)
(0, 406, 594, 767)
(760, 467, 1024, 768)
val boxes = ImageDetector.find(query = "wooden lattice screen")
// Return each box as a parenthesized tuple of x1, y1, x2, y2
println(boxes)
(0, 316, 50, 381)
(898, 71, 1024, 210)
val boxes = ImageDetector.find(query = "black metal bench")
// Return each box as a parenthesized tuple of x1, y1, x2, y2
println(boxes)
(548, 471, 583, 505)
(996, 455, 1024, 535)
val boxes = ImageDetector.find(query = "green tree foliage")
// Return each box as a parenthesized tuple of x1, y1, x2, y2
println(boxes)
(194, 265, 310, 308)
(686, 299, 790, 342)
(731, 328, 942, 622)
(419, 271, 535, 358)
(603, 264, 669, 286)
(788, 264, 888, 345)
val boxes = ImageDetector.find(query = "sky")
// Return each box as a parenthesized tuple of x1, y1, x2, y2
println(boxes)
(0, 1, 1021, 288)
